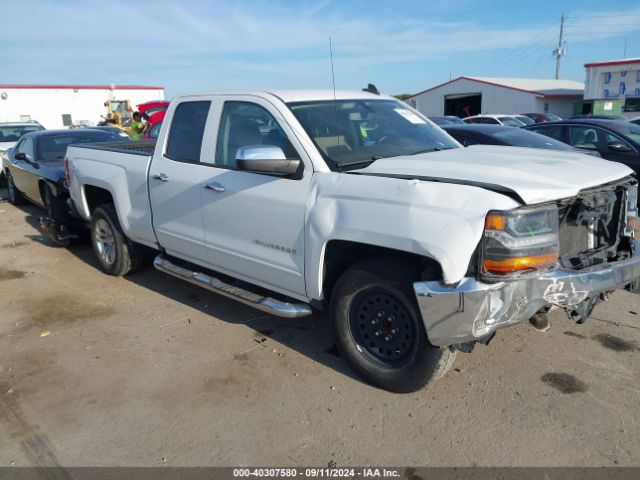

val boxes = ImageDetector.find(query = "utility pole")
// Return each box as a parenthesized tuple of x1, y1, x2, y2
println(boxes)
(553, 15, 566, 79)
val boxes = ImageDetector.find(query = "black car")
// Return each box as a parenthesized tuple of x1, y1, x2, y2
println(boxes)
(441, 124, 600, 156)
(3, 129, 128, 221)
(524, 119, 640, 175)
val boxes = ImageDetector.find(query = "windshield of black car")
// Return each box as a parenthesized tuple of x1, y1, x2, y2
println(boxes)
(0, 126, 43, 142)
(491, 128, 573, 150)
(37, 132, 126, 161)
(287, 99, 459, 167)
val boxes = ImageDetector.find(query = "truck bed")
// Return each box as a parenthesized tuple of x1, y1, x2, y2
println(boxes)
(71, 140, 157, 156)
(67, 139, 157, 247)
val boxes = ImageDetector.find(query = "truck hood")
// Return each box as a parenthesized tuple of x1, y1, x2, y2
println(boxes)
(355, 145, 634, 205)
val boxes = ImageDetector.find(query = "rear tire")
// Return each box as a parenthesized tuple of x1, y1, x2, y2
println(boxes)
(330, 257, 456, 393)
(6, 172, 24, 205)
(90, 204, 143, 276)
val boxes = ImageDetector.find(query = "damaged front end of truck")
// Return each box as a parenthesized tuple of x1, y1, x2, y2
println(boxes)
(414, 176, 640, 348)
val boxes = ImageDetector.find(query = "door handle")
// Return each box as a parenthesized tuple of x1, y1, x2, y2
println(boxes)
(204, 182, 225, 192)
(152, 173, 170, 182)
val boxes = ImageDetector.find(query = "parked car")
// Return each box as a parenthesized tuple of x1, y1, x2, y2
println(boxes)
(520, 112, 562, 123)
(463, 114, 526, 127)
(442, 124, 600, 157)
(3, 128, 129, 224)
(0, 121, 45, 184)
(0, 121, 44, 152)
(65, 89, 640, 393)
(428, 116, 465, 126)
(524, 119, 640, 176)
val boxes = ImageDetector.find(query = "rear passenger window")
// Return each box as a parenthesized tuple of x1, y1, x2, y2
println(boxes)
(166, 101, 211, 163)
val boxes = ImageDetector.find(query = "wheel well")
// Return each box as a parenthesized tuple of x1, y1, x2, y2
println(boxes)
(321, 240, 442, 304)
(84, 185, 114, 213)
(38, 180, 49, 204)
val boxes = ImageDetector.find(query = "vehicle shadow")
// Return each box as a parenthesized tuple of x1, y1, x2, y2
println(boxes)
(75, 247, 358, 382)
(1, 189, 359, 383)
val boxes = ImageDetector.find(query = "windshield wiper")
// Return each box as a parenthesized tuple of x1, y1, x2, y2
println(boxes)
(408, 147, 452, 155)
(336, 156, 385, 168)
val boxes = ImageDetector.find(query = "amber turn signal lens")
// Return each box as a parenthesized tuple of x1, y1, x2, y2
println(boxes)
(485, 213, 505, 231)
(483, 252, 558, 274)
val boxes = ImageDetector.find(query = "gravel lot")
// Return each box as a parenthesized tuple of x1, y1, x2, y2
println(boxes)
(1, 188, 639, 467)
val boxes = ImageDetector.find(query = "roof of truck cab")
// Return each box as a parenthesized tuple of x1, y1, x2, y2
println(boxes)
(177, 89, 392, 103)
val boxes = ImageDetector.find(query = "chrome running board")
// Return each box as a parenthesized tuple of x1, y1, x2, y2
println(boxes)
(153, 255, 312, 318)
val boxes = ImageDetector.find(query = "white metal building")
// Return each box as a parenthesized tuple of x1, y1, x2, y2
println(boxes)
(406, 76, 584, 118)
(0, 84, 165, 129)
(583, 58, 640, 116)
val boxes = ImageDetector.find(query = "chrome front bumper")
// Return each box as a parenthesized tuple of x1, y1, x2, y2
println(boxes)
(414, 255, 640, 347)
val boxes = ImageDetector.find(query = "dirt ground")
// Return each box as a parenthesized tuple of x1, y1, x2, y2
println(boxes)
(1, 188, 639, 468)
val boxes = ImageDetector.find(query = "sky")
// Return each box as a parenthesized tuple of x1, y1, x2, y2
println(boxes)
(1, 0, 639, 98)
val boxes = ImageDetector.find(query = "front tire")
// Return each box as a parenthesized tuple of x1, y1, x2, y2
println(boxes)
(330, 257, 456, 393)
(91, 204, 143, 276)
(6, 172, 24, 205)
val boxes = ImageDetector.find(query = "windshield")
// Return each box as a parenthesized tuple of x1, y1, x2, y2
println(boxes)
(37, 131, 127, 161)
(0, 125, 43, 143)
(491, 128, 573, 150)
(498, 117, 525, 127)
(546, 113, 561, 121)
(287, 99, 459, 167)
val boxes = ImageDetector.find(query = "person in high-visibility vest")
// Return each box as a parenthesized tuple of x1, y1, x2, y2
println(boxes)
(130, 112, 144, 141)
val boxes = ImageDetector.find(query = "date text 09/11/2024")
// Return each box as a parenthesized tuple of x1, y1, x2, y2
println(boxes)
(232, 468, 401, 478)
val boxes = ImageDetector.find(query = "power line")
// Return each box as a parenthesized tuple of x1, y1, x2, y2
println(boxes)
(473, 23, 558, 76)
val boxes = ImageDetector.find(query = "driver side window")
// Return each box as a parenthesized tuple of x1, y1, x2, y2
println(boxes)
(215, 101, 297, 169)
(18, 137, 35, 159)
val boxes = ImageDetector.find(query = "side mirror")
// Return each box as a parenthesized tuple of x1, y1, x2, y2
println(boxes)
(608, 141, 632, 153)
(236, 145, 301, 176)
(14, 152, 38, 168)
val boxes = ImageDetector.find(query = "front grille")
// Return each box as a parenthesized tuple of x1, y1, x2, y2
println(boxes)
(557, 179, 632, 269)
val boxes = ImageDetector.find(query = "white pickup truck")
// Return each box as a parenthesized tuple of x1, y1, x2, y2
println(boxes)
(65, 89, 640, 392)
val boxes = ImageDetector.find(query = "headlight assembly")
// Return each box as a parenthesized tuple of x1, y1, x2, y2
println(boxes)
(481, 204, 559, 280)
